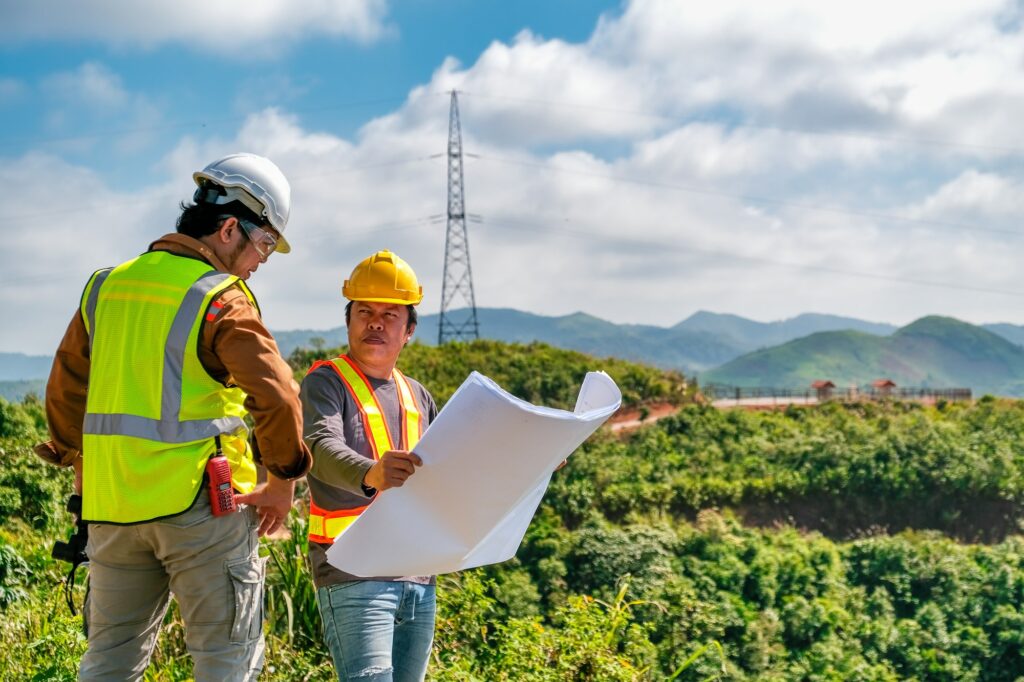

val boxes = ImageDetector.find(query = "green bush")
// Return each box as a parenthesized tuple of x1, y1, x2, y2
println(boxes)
(555, 400, 1024, 539)
(0, 543, 29, 608)
(288, 339, 690, 410)
(0, 397, 69, 531)
(0, 444, 71, 530)
(12, 350, 1024, 678)
(0, 397, 42, 442)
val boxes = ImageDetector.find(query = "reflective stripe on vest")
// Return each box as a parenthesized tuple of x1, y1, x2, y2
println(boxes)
(83, 268, 246, 443)
(79, 252, 259, 523)
(307, 355, 423, 544)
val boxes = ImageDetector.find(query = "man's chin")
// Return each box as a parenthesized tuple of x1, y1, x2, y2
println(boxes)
(350, 344, 393, 360)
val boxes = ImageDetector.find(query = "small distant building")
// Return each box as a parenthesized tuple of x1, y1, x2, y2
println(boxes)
(810, 380, 835, 401)
(872, 378, 897, 397)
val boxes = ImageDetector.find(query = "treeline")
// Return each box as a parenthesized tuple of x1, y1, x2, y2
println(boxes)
(5, 343, 1024, 679)
(461, 396, 1024, 679)
(457, 514, 1024, 680)
(287, 339, 693, 409)
(560, 397, 1024, 541)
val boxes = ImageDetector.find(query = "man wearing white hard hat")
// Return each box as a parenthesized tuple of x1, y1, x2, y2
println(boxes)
(35, 153, 312, 680)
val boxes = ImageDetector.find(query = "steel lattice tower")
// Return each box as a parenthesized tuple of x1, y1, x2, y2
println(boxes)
(438, 90, 480, 344)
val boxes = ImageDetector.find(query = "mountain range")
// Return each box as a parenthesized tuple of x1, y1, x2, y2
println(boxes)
(0, 353, 53, 382)
(704, 316, 1024, 396)
(271, 308, 900, 372)
(6, 310, 1024, 398)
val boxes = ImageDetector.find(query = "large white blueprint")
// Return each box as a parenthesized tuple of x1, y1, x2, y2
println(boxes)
(326, 370, 622, 577)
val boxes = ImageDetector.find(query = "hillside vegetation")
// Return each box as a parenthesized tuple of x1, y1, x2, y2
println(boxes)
(0, 380, 45, 402)
(0, 353, 52, 382)
(675, 311, 897, 349)
(706, 315, 1024, 396)
(288, 339, 693, 409)
(5, 343, 1024, 679)
(271, 308, 906, 372)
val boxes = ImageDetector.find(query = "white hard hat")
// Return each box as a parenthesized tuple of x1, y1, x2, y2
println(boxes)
(193, 152, 292, 254)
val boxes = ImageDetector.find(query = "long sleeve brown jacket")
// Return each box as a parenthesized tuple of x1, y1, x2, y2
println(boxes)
(37, 233, 312, 481)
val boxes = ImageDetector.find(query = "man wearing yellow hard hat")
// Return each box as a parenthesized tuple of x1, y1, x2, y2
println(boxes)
(300, 250, 438, 681)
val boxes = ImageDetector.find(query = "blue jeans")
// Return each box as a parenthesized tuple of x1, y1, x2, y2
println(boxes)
(316, 581, 436, 682)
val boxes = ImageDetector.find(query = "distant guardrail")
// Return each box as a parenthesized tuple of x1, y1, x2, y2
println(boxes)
(702, 384, 972, 404)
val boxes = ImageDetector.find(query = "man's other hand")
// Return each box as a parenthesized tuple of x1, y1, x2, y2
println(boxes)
(72, 455, 83, 494)
(363, 450, 423, 492)
(234, 474, 295, 537)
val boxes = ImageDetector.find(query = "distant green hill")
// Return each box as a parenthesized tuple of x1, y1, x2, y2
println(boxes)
(674, 310, 897, 350)
(273, 307, 745, 371)
(272, 308, 901, 372)
(0, 380, 45, 402)
(0, 353, 52, 381)
(288, 338, 692, 409)
(982, 322, 1024, 346)
(705, 315, 1024, 395)
(14, 311, 1024, 384)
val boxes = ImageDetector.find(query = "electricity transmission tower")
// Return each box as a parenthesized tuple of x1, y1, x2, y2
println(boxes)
(438, 90, 480, 344)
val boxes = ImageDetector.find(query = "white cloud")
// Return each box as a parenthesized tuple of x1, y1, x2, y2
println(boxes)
(2, 0, 390, 53)
(908, 170, 1024, 226)
(393, 0, 1024, 158)
(37, 62, 164, 154)
(8, 0, 1024, 354)
(0, 153, 179, 351)
(42, 62, 130, 109)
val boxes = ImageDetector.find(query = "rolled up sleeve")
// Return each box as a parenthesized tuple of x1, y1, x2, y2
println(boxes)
(41, 311, 90, 467)
(301, 368, 374, 495)
(203, 287, 312, 480)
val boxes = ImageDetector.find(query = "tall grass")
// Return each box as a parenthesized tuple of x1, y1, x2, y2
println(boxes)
(263, 512, 325, 652)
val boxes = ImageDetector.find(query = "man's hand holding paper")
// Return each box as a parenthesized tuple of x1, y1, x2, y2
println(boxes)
(327, 370, 622, 577)
(364, 449, 423, 491)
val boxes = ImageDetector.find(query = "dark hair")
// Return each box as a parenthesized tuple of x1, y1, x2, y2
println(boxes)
(176, 199, 265, 240)
(176, 201, 223, 239)
(345, 300, 417, 331)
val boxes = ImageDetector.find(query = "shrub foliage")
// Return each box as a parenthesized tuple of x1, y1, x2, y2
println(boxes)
(7, 345, 1024, 679)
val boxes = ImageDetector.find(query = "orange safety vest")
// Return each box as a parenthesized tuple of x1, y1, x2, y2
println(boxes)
(307, 354, 423, 544)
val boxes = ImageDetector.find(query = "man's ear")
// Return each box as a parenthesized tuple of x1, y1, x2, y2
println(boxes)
(405, 322, 416, 344)
(218, 216, 239, 245)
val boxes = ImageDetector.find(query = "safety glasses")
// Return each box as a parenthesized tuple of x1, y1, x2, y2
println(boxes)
(237, 218, 278, 262)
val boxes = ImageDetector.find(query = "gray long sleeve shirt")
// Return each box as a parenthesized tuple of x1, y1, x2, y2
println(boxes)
(301, 362, 438, 587)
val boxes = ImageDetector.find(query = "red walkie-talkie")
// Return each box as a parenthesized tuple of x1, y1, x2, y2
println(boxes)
(207, 436, 237, 516)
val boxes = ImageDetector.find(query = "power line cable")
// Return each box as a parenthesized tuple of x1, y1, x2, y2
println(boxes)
(459, 91, 1024, 157)
(0, 214, 439, 287)
(470, 154, 1023, 238)
(301, 215, 437, 247)
(6, 85, 1012, 157)
(479, 215, 1024, 298)
(4, 156, 443, 224)
(0, 94, 446, 148)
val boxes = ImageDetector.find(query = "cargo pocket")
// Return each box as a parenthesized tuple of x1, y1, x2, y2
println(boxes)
(227, 555, 267, 644)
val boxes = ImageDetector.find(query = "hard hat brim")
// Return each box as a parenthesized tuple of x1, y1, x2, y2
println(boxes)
(274, 233, 291, 254)
(345, 295, 422, 305)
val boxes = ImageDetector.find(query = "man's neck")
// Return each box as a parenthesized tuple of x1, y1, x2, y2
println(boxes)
(346, 353, 396, 380)
(152, 233, 228, 272)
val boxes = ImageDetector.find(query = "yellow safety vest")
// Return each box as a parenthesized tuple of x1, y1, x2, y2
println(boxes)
(307, 354, 423, 544)
(80, 250, 258, 523)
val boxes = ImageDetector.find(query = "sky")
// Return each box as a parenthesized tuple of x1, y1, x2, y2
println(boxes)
(3, 0, 1024, 353)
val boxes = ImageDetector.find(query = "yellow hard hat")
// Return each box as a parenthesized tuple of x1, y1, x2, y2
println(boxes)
(343, 250, 423, 305)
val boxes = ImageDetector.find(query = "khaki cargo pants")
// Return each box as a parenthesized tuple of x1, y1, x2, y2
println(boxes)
(79, 492, 267, 682)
